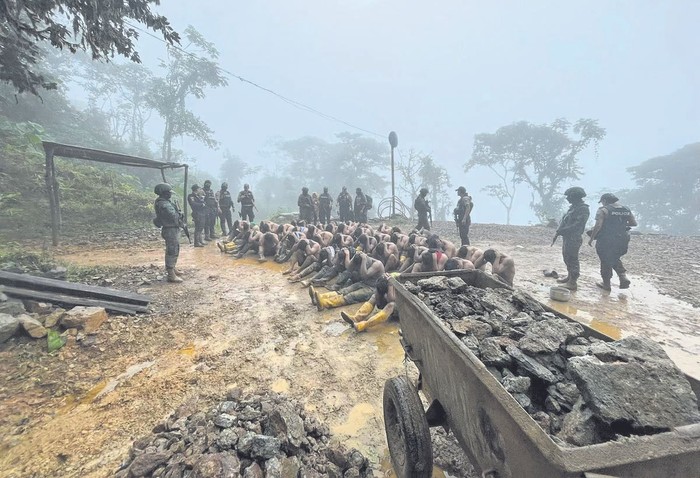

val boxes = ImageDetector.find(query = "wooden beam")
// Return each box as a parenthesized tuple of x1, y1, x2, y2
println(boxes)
(0, 285, 146, 315)
(183, 165, 189, 221)
(44, 143, 59, 246)
(0, 271, 150, 306)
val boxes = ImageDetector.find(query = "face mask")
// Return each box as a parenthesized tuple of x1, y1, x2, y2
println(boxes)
(163, 191, 172, 199)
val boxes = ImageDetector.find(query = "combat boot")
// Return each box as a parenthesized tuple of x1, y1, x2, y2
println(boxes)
(166, 268, 183, 283)
(562, 278, 578, 291)
(596, 279, 611, 292)
(340, 301, 375, 325)
(618, 273, 631, 289)
(355, 309, 391, 332)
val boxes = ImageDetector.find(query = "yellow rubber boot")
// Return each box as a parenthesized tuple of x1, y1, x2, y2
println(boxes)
(355, 309, 390, 332)
(340, 301, 375, 326)
(315, 291, 339, 311)
(317, 292, 345, 310)
(223, 242, 236, 253)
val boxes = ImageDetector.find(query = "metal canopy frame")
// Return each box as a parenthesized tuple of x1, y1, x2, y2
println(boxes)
(42, 141, 189, 245)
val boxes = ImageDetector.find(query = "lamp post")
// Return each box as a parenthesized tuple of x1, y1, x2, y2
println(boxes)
(388, 131, 398, 216)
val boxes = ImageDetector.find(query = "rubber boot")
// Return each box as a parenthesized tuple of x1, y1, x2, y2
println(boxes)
(556, 275, 569, 284)
(562, 278, 578, 291)
(167, 268, 183, 283)
(340, 301, 375, 325)
(355, 309, 391, 332)
(204, 235, 212, 242)
(309, 286, 317, 305)
(316, 292, 344, 311)
(618, 273, 631, 289)
(217, 242, 225, 252)
(596, 279, 611, 291)
(315, 290, 339, 311)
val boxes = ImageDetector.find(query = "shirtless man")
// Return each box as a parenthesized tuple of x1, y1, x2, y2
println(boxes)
(258, 222, 280, 261)
(356, 233, 378, 254)
(444, 257, 475, 271)
(312, 252, 385, 310)
(427, 234, 457, 258)
(285, 238, 321, 277)
(340, 275, 397, 332)
(307, 225, 334, 247)
(332, 232, 355, 249)
(412, 249, 449, 273)
(373, 241, 401, 272)
(398, 244, 429, 273)
(473, 249, 515, 286)
(457, 245, 484, 269)
(391, 231, 411, 257)
(408, 233, 428, 248)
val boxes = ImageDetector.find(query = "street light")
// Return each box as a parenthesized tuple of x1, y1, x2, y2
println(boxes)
(388, 131, 398, 216)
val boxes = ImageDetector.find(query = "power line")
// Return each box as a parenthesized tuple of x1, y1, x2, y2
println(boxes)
(125, 21, 386, 139)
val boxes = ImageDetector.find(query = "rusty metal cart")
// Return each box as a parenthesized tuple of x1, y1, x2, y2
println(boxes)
(383, 270, 700, 478)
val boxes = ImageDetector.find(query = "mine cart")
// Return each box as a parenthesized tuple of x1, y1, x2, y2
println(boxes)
(383, 270, 700, 478)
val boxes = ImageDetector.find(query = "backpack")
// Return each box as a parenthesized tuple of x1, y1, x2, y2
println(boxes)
(365, 195, 373, 209)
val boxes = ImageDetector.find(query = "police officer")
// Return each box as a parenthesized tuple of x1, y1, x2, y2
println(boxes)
(553, 187, 589, 290)
(354, 187, 368, 224)
(589, 193, 637, 291)
(187, 184, 206, 247)
(153, 183, 184, 283)
(237, 183, 256, 222)
(414, 187, 431, 231)
(217, 182, 234, 235)
(202, 180, 219, 240)
(297, 187, 314, 223)
(337, 186, 353, 222)
(454, 186, 473, 245)
(318, 187, 333, 224)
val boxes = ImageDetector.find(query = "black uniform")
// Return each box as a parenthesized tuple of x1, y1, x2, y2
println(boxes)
(414, 195, 431, 230)
(298, 192, 314, 223)
(556, 201, 590, 281)
(337, 191, 353, 222)
(187, 192, 206, 246)
(319, 192, 332, 224)
(238, 189, 255, 221)
(202, 186, 218, 239)
(596, 204, 632, 282)
(354, 192, 368, 224)
(455, 195, 473, 245)
(218, 188, 234, 235)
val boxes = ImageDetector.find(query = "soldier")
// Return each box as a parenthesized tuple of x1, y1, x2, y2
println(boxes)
(354, 187, 368, 224)
(217, 182, 234, 236)
(202, 180, 219, 241)
(552, 187, 590, 291)
(297, 187, 314, 223)
(153, 183, 184, 283)
(414, 187, 431, 231)
(454, 186, 473, 245)
(237, 183, 256, 222)
(337, 186, 353, 222)
(319, 187, 333, 224)
(187, 184, 206, 247)
(588, 193, 637, 291)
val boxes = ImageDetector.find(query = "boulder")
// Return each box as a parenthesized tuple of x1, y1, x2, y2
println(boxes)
(60, 306, 107, 334)
(248, 435, 281, 459)
(555, 399, 602, 447)
(506, 345, 556, 383)
(128, 452, 171, 477)
(217, 428, 239, 449)
(191, 452, 241, 478)
(243, 463, 264, 478)
(417, 276, 449, 291)
(501, 375, 531, 394)
(214, 413, 236, 429)
(478, 337, 511, 367)
(446, 276, 467, 293)
(43, 308, 66, 328)
(518, 318, 583, 355)
(0, 313, 20, 342)
(265, 402, 306, 448)
(19, 314, 47, 338)
(0, 299, 26, 316)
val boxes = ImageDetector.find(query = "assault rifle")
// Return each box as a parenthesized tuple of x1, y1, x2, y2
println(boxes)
(427, 201, 433, 227)
(178, 214, 192, 244)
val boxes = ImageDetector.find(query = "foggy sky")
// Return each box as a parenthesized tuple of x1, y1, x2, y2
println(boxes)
(130, 1, 700, 224)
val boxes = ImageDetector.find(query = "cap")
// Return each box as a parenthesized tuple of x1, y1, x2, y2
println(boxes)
(599, 193, 619, 204)
(191, 184, 200, 191)
(455, 186, 467, 194)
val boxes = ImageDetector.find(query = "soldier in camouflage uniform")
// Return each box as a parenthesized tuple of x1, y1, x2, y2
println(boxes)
(153, 183, 184, 283)
(553, 187, 590, 291)
(454, 186, 473, 245)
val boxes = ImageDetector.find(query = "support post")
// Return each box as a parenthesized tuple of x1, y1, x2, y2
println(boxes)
(388, 131, 399, 217)
(43, 144, 59, 246)
(183, 165, 189, 222)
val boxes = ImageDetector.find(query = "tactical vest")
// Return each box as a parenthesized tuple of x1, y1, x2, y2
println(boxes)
(599, 204, 632, 238)
(154, 198, 180, 228)
(338, 193, 352, 208)
(456, 196, 472, 221)
(203, 188, 217, 208)
(219, 190, 233, 208)
(239, 191, 254, 206)
(187, 193, 205, 214)
(319, 194, 332, 207)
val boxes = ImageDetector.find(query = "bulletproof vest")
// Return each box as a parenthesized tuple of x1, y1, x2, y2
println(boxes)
(219, 190, 233, 208)
(240, 190, 254, 206)
(299, 194, 313, 208)
(456, 196, 471, 220)
(203, 188, 217, 207)
(154, 197, 180, 227)
(414, 196, 427, 212)
(599, 204, 632, 238)
(339, 193, 351, 208)
(319, 193, 331, 207)
(187, 193, 205, 212)
(354, 194, 366, 209)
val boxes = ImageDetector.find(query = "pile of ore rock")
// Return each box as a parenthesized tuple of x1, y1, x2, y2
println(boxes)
(117, 390, 374, 478)
(405, 276, 700, 447)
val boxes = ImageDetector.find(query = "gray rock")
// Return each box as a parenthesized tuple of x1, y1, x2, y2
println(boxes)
(344, 468, 361, 478)
(446, 276, 467, 292)
(23, 300, 52, 314)
(0, 292, 6, 302)
(237, 405, 261, 422)
(191, 452, 241, 478)
(128, 452, 171, 477)
(531, 411, 551, 434)
(347, 449, 366, 469)
(265, 402, 306, 448)
(0, 313, 20, 342)
(556, 382, 581, 407)
(506, 345, 556, 383)
(19, 314, 47, 338)
(512, 393, 532, 410)
(569, 354, 700, 432)
(464, 318, 493, 340)
(478, 337, 511, 367)
(518, 318, 584, 355)
(243, 463, 264, 478)
(556, 399, 602, 447)
(0, 299, 26, 316)
(501, 375, 531, 394)
(545, 395, 562, 414)
(507, 312, 533, 328)
(280, 456, 301, 478)
(564, 344, 590, 357)
(248, 434, 281, 459)
(219, 401, 236, 414)
(214, 413, 236, 428)
(325, 443, 350, 469)
(43, 308, 66, 328)
(417, 276, 449, 291)
(460, 335, 480, 357)
(216, 428, 239, 449)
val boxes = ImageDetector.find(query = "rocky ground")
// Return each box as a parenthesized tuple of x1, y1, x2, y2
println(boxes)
(0, 222, 697, 478)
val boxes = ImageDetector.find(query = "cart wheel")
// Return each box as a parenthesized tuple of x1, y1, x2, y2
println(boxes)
(383, 376, 433, 478)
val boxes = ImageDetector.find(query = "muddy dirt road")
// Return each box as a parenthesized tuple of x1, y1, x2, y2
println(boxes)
(0, 222, 698, 478)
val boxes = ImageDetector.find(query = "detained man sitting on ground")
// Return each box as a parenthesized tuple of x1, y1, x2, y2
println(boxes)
(340, 275, 396, 332)
(310, 252, 385, 310)
(444, 257, 475, 271)
(473, 248, 515, 286)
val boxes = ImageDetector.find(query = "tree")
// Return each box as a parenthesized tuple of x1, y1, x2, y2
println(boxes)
(0, 0, 179, 95)
(219, 151, 257, 191)
(148, 26, 228, 161)
(418, 156, 451, 221)
(395, 149, 425, 219)
(469, 119, 605, 223)
(624, 143, 700, 235)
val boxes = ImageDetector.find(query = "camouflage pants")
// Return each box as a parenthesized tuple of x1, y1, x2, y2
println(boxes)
(338, 282, 374, 305)
(161, 227, 180, 269)
(562, 236, 582, 280)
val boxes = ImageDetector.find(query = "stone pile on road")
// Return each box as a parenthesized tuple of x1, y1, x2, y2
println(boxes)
(407, 276, 700, 447)
(117, 390, 374, 478)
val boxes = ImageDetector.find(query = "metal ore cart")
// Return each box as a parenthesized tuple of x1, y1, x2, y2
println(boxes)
(383, 270, 700, 478)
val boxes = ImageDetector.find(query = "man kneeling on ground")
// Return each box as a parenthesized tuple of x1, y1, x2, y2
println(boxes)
(340, 275, 396, 332)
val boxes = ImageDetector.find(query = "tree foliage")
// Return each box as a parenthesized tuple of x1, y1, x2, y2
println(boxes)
(0, 0, 179, 95)
(148, 26, 228, 161)
(219, 151, 258, 191)
(624, 143, 700, 235)
(468, 119, 605, 223)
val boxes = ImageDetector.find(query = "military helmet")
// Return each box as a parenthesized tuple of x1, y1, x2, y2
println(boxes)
(599, 193, 619, 204)
(221, 182, 228, 188)
(204, 180, 212, 186)
(564, 187, 586, 199)
(356, 187, 362, 193)
(323, 187, 328, 193)
(154, 183, 172, 195)
(244, 183, 250, 189)
(302, 187, 309, 193)
(191, 184, 200, 191)
(420, 187, 429, 195)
